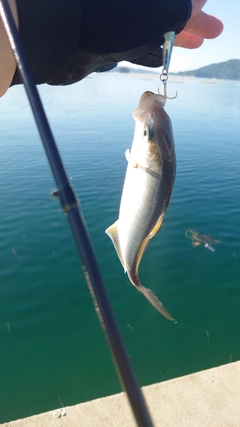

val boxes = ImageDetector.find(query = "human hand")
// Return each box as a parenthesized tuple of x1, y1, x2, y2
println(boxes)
(174, 0, 224, 49)
(128, 0, 224, 69)
(7, 0, 224, 91)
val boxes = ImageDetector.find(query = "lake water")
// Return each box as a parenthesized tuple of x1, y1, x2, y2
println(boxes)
(0, 72, 240, 423)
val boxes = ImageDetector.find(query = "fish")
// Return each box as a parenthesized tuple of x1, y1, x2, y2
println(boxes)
(105, 91, 176, 320)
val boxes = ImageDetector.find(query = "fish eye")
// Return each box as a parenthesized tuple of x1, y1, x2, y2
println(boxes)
(143, 125, 154, 141)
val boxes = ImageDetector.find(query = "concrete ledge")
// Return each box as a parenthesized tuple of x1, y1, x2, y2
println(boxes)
(1, 361, 240, 427)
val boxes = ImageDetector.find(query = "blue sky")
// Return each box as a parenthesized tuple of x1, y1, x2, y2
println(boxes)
(171, 0, 239, 72)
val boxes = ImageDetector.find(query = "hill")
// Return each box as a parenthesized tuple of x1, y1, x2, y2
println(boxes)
(113, 66, 156, 75)
(173, 59, 240, 80)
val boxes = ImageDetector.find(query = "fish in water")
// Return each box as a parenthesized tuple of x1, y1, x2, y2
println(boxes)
(106, 91, 176, 320)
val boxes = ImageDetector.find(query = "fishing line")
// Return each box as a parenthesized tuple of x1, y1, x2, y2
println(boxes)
(0, 1, 154, 426)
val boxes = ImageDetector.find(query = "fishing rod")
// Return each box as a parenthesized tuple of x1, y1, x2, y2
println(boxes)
(0, 1, 154, 426)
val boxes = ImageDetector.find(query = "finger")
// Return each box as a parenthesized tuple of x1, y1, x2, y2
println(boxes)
(183, 11, 224, 39)
(174, 31, 204, 49)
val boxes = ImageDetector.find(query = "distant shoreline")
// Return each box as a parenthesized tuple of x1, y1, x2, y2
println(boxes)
(111, 59, 240, 81)
(108, 69, 240, 85)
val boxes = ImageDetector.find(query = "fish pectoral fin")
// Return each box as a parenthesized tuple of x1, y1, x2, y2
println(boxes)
(105, 220, 126, 271)
(125, 149, 138, 168)
(148, 212, 165, 238)
(140, 285, 175, 322)
(135, 236, 150, 276)
(134, 213, 165, 274)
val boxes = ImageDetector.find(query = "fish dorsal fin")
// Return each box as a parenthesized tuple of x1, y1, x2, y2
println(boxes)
(105, 221, 126, 271)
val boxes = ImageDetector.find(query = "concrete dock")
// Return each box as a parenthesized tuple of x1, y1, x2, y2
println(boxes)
(1, 361, 240, 427)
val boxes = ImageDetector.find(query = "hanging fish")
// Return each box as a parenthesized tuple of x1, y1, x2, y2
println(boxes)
(106, 91, 176, 320)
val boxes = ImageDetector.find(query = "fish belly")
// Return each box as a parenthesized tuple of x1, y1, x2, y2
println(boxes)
(118, 162, 162, 271)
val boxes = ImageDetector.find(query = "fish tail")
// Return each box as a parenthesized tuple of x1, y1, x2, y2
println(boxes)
(140, 285, 175, 321)
(128, 272, 175, 321)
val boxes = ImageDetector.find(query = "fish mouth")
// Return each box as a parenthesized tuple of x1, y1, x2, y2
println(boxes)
(139, 91, 154, 105)
(138, 91, 166, 108)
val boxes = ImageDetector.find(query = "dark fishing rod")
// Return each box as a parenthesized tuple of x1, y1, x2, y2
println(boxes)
(0, 1, 155, 426)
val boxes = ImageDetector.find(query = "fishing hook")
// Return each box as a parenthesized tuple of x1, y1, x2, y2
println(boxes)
(159, 72, 178, 100)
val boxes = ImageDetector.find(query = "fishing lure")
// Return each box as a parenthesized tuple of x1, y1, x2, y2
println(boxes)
(160, 31, 176, 99)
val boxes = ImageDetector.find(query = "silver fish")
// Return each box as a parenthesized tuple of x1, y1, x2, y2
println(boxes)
(106, 91, 176, 320)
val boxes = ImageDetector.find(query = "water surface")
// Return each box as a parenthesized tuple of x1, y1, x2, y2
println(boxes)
(0, 73, 240, 422)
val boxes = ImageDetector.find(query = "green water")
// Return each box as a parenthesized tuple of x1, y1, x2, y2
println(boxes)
(0, 73, 240, 422)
